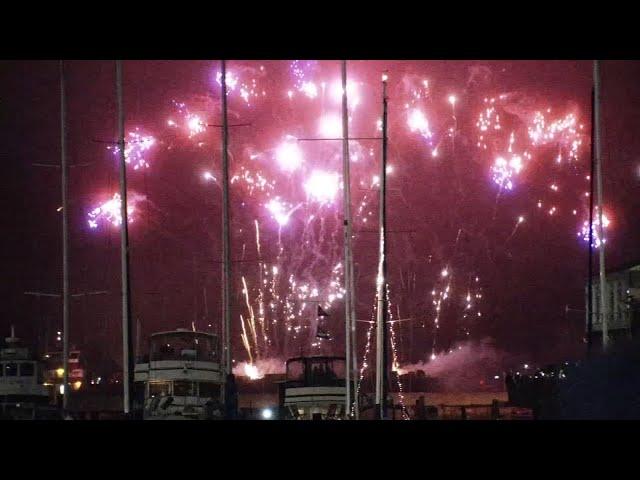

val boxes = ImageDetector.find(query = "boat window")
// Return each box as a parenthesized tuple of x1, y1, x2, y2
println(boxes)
(5, 363, 17, 376)
(20, 362, 34, 376)
(150, 333, 218, 362)
(286, 359, 305, 384)
(173, 381, 195, 396)
(199, 382, 220, 399)
(308, 358, 345, 387)
(149, 382, 170, 397)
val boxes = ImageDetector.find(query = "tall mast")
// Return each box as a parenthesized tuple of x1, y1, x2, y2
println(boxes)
(60, 60, 70, 411)
(220, 60, 232, 375)
(593, 60, 608, 350)
(587, 87, 595, 356)
(375, 73, 389, 419)
(116, 60, 134, 414)
(341, 60, 358, 418)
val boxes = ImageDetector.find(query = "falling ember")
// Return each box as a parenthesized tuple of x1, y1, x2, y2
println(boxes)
(304, 170, 340, 204)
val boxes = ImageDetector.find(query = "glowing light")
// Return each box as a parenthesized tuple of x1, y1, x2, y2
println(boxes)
(56, 368, 64, 378)
(87, 192, 144, 230)
(244, 363, 264, 380)
(299, 81, 318, 98)
(203, 171, 216, 182)
(407, 109, 433, 139)
(304, 171, 340, 204)
(261, 408, 273, 419)
(275, 138, 304, 172)
(579, 208, 611, 248)
(187, 115, 205, 138)
(330, 80, 360, 107)
(265, 198, 296, 226)
(216, 70, 238, 91)
(448, 94, 457, 106)
(318, 114, 342, 138)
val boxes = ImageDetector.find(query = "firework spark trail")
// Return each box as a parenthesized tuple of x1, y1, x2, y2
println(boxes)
(241, 276, 259, 359)
(354, 297, 377, 416)
(239, 314, 253, 365)
(254, 220, 270, 355)
(386, 285, 409, 419)
(505, 215, 526, 244)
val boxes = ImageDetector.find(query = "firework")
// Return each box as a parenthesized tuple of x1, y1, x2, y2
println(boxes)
(491, 154, 523, 191)
(318, 114, 342, 138)
(109, 129, 156, 170)
(407, 109, 433, 140)
(304, 170, 340, 204)
(578, 207, 610, 248)
(275, 137, 304, 172)
(87, 192, 144, 229)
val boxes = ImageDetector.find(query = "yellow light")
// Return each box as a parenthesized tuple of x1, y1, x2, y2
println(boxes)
(56, 368, 64, 378)
(72, 381, 82, 391)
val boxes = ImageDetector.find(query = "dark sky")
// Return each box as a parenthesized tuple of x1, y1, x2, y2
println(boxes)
(2, 60, 639, 374)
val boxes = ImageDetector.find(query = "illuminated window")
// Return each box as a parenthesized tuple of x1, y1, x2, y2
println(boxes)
(149, 382, 170, 397)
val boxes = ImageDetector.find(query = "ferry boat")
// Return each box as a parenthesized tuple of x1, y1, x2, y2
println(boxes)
(0, 326, 59, 419)
(280, 355, 352, 420)
(133, 329, 225, 420)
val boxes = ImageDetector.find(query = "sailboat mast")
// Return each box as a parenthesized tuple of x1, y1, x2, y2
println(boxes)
(60, 60, 70, 411)
(593, 60, 608, 350)
(116, 60, 134, 414)
(375, 73, 389, 419)
(220, 59, 232, 375)
(341, 60, 358, 419)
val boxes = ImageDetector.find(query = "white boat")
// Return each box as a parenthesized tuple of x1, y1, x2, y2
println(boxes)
(134, 329, 225, 420)
(280, 356, 351, 420)
(0, 326, 58, 419)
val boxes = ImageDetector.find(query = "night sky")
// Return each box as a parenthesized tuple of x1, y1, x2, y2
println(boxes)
(2, 60, 640, 378)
